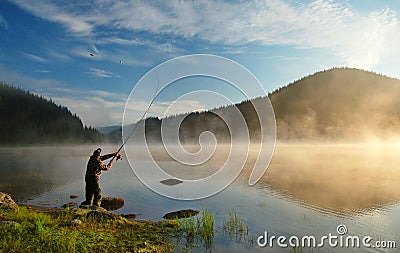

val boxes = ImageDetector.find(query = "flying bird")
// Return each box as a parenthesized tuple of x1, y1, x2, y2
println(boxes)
(89, 53, 94, 57)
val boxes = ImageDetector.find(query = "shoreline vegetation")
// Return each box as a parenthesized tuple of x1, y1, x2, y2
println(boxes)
(0, 205, 178, 252)
(0, 192, 255, 252)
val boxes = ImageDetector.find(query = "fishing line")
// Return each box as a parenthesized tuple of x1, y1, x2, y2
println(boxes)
(111, 71, 160, 162)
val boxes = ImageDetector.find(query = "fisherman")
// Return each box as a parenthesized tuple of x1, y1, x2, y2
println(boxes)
(81, 148, 120, 207)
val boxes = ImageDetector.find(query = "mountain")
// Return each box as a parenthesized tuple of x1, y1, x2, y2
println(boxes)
(270, 67, 400, 141)
(112, 67, 400, 143)
(97, 125, 121, 135)
(0, 82, 103, 144)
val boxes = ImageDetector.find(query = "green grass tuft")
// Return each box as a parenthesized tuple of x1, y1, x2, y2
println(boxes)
(223, 209, 250, 245)
(174, 208, 215, 250)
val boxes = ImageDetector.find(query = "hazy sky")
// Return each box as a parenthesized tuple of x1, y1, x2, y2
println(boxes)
(1, 0, 400, 126)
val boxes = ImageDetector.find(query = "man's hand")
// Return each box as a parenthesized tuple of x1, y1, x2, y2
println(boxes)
(114, 152, 122, 160)
(107, 159, 114, 169)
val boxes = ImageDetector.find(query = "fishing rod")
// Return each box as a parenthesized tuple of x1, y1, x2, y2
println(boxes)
(110, 72, 160, 163)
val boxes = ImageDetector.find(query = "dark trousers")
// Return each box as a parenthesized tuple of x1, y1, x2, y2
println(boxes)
(83, 176, 102, 207)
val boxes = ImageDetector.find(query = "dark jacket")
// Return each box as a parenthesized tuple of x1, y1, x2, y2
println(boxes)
(85, 153, 114, 179)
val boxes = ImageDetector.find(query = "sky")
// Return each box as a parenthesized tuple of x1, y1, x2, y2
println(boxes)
(1, 0, 400, 127)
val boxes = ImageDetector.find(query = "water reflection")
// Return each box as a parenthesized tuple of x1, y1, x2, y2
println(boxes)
(1, 144, 400, 252)
(148, 143, 400, 215)
(256, 144, 400, 215)
(0, 146, 108, 202)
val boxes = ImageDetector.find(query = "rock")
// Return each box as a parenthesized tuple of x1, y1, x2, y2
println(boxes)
(122, 213, 138, 219)
(100, 197, 124, 211)
(87, 209, 119, 220)
(78, 205, 107, 211)
(61, 202, 77, 208)
(76, 205, 105, 214)
(0, 192, 19, 211)
(160, 178, 183, 186)
(69, 195, 79, 199)
(61, 218, 83, 227)
(163, 209, 200, 220)
(73, 207, 90, 216)
(75, 205, 119, 220)
(0, 221, 21, 229)
(69, 219, 83, 227)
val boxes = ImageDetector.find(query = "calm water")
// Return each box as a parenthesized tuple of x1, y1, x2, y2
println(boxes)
(1, 144, 400, 252)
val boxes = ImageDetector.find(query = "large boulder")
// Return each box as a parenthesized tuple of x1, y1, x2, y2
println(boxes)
(0, 192, 19, 211)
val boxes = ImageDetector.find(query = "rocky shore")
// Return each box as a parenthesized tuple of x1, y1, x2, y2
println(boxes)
(0, 192, 179, 252)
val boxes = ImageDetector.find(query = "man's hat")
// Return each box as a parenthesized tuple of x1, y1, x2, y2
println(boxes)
(93, 148, 102, 156)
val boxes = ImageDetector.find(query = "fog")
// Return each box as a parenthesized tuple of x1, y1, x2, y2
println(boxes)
(1, 142, 399, 215)
(246, 143, 400, 214)
(0, 145, 113, 201)
(269, 68, 400, 143)
(145, 142, 400, 214)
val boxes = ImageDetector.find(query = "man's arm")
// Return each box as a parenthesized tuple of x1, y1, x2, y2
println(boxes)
(100, 153, 116, 161)
(99, 160, 113, 171)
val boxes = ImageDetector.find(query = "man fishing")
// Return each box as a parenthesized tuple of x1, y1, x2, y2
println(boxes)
(82, 148, 121, 207)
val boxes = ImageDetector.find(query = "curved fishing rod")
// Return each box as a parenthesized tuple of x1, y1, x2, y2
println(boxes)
(110, 72, 160, 163)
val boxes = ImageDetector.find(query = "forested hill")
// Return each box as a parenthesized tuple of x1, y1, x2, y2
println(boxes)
(270, 67, 400, 140)
(114, 68, 400, 143)
(0, 82, 103, 144)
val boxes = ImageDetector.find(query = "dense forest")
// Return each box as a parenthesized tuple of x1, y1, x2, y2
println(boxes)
(111, 67, 400, 143)
(0, 82, 103, 144)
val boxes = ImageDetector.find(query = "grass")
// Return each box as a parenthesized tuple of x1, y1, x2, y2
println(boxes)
(0, 206, 177, 252)
(174, 208, 215, 250)
(223, 209, 249, 244)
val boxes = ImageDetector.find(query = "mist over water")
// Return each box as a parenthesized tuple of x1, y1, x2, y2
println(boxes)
(259, 143, 400, 213)
(3, 143, 400, 213)
(1, 143, 400, 252)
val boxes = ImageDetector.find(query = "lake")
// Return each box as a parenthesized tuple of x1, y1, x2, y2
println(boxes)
(1, 144, 400, 252)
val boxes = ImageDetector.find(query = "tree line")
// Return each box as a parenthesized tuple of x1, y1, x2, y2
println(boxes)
(112, 67, 400, 143)
(0, 82, 103, 145)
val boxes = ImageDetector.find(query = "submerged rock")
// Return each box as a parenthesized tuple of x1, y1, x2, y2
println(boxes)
(69, 195, 79, 199)
(122, 213, 138, 220)
(100, 197, 124, 211)
(163, 209, 200, 220)
(0, 192, 19, 211)
(160, 178, 183, 186)
(61, 202, 77, 208)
